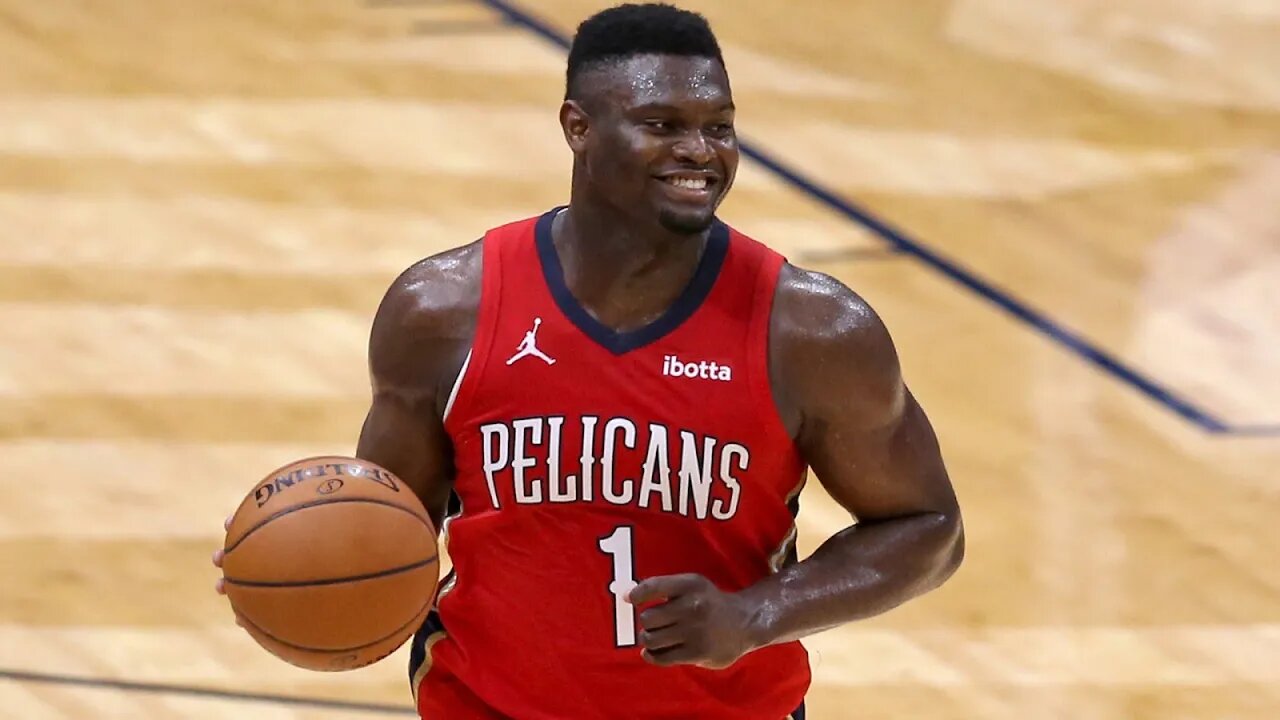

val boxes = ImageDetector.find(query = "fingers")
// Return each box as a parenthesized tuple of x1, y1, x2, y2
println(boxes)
(636, 596, 702, 659)
(628, 574, 707, 605)
(637, 624, 685, 653)
(638, 596, 693, 631)
(212, 549, 226, 595)
(217, 515, 232, 596)
(215, 514, 233, 609)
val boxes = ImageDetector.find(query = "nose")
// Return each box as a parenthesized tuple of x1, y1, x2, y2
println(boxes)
(672, 130, 713, 165)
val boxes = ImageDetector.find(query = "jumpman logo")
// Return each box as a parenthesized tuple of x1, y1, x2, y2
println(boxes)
(506, 317, 556, 366)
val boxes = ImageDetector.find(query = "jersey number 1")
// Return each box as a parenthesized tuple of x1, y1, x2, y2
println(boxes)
(597, 525, 637, 647)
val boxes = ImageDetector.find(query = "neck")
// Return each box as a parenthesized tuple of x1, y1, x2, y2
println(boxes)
(552, 195, 711, 332)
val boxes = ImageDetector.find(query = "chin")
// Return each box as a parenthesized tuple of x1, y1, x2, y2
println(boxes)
(657, 207, 716, 235)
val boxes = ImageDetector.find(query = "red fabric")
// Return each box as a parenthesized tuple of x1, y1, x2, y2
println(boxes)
(417, 210, 810, 720)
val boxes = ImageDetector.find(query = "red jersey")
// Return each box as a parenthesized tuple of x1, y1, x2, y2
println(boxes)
(411, 209, 811, 720)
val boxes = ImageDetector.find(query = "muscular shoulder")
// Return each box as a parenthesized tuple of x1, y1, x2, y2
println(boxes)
(769, 263, 905, 435)
(369, 240, 483, 405)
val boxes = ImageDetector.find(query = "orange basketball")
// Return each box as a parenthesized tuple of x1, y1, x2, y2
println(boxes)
(221, 456, 439, 672)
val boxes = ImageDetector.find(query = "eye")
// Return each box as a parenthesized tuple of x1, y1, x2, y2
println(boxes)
(643, 119, 674, 134)
(708, 122, 734, 137)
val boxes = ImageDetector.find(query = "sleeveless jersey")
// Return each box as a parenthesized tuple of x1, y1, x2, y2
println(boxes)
(412, 209, 811, 720)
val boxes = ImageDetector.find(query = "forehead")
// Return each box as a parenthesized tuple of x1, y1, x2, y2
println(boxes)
(590, 54, 732, 109)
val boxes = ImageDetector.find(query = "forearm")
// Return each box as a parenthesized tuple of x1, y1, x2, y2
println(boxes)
(739, 511, 963, 648)
(356, 395, 455, 531)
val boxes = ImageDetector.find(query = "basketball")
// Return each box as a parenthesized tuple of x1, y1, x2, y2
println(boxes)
(220, 456, 439, 672)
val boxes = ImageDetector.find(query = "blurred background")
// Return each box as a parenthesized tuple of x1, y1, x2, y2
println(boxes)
(1, 0, 1278, 718)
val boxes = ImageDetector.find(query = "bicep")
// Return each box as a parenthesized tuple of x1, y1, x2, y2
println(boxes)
(774, 267, 958, 523)
(800, 386, 957, 523)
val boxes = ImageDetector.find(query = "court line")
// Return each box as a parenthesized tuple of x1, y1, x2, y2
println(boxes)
(477, 0, 1274, 436)
(0, 668, 414, 715)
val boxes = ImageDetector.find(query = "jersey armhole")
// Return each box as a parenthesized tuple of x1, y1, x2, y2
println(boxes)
(441, 351, 471, 421)
(442, 236, 501, 429)
(746, 251, 797, 446)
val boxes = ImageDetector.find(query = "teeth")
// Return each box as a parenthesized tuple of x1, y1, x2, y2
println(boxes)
(667, 177, 708, 190)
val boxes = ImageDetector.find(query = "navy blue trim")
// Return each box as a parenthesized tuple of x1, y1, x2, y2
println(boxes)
(0, 668, 412, 715)
(792, 700, 807, 720)
(480, 0, 569, 49)
(535, 208, 730, 355)
(408, 606, 449, 684)
(478, 0, 1273, 437)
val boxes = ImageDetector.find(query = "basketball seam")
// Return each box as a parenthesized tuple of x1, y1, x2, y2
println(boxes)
(224, 497, 430, 554)
(235, 594, 436, 655)
(223, 555, 439, 588)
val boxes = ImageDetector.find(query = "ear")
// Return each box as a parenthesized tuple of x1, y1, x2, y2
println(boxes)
(560, 99, 591, 153)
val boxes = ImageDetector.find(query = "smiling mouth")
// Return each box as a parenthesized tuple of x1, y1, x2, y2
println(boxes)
(664, 176, 710, 191)
(657, 173, 720, 197)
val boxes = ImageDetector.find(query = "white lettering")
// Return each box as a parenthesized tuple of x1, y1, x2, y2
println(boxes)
(638, 424, 673, 512)
(512, 418, 543, 504)
(580, 415, 599, 502)
(661, 354, 732, 382)
(678, 431, 716, 520)
(602, 418, 636, 505)
(546, 416, 573, 502)
(479, 416, 749, 520)
(712, 442, 747, 520)
(479, 423, 509, 509)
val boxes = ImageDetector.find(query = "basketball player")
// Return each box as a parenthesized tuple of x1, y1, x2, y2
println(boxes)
(216, 4, 962, 718)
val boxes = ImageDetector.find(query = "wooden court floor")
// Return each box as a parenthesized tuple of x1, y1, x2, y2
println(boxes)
(1, 1, 1278, 718)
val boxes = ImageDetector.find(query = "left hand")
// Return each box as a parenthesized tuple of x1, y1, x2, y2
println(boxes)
(627, 574, 761, 670)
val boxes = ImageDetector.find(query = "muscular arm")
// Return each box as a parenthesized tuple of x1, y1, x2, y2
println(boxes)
(355, 241, 482, 531)
(630, 264, 963, 668)
(739, 264, 964, 645)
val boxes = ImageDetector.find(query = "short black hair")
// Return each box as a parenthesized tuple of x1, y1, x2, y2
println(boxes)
(565, 3, 725, 100)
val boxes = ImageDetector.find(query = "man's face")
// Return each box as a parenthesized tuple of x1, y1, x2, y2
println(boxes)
(563, 54, 738, 235)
